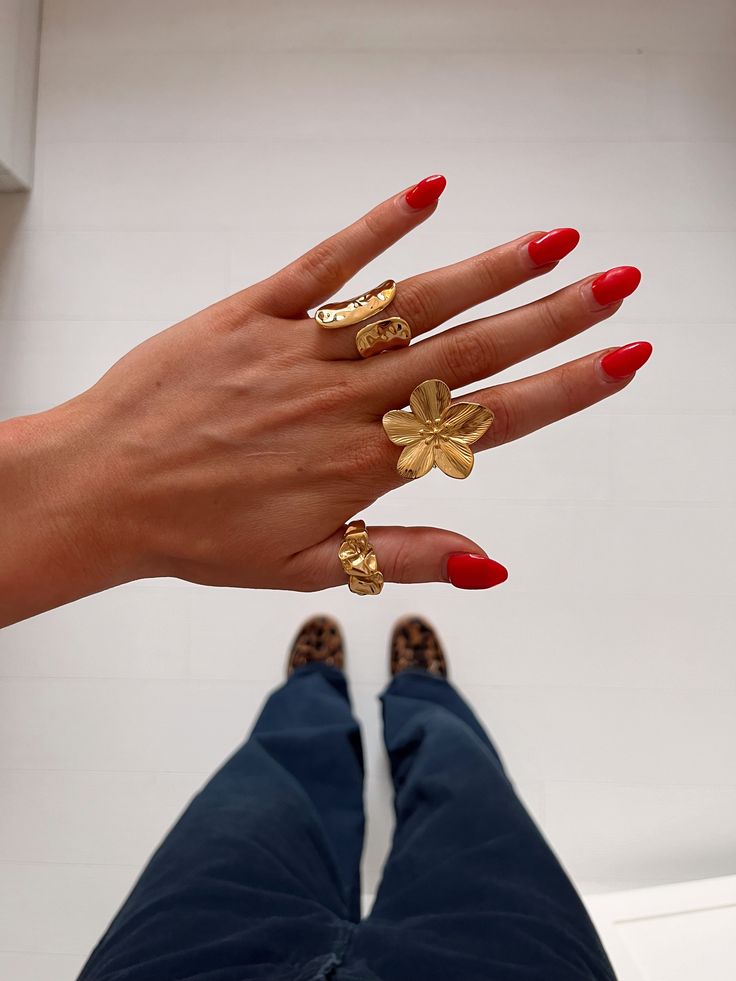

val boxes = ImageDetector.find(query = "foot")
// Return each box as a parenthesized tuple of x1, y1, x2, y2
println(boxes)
(390, 616, 448, 678)
(287, 615, 345, 677)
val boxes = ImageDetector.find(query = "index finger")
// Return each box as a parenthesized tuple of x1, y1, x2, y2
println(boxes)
(250, 175, 447, 317)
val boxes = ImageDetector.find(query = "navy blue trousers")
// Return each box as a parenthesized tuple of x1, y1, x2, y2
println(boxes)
(78, 666, 615, 980)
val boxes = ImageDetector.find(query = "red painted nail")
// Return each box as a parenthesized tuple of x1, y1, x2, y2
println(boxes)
(446, 553, 508, 590)
(528, 227, 580, 266)
(601, 341, 653, 379)
(591, 265, 641, 305)
(405, 174, 447, 210)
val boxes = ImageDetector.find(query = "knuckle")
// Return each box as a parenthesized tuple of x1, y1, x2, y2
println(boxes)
(361, 208, 385, 241)
(387, 530, 413, 583)
(471, 251, 505, 295)
(200, 289, 260, 334)
(556, 361, 582, 411)
(299, 241, 347, 298)
(536, 297, 569, 342)
(397, 282, 439, 331)
(486, 394, 516, 446)
(438, 327, 497, 384)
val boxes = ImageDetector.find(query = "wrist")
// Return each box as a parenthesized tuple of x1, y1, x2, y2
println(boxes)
(0, 401, 152, 625)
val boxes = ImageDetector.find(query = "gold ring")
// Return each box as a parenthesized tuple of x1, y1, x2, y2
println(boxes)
(314, 278, 412, 359)
(355, 316, 412, 358)
(338, 520, 384, 595)
(382, 379, 494, 480)
(314, 280, 396, 329)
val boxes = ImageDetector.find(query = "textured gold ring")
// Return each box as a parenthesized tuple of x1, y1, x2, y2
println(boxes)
(313, 278, 412, 359)
(338, 520, 384, 596)
(355, 316, 412, 358)
(315, 280, 396, 329)
(382, 379, 494, 480)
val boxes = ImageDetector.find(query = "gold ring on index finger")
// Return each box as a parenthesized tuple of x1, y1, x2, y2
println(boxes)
(313, 279, 413, 358)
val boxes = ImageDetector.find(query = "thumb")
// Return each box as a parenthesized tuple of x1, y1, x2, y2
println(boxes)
(292, 525, 509, 592)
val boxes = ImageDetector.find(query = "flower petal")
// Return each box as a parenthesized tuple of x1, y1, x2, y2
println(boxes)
(435, 438, 474, 479)
(441, 402, 494, 445)
(410, 379, 451, 425)
(382, 410, 425, 446)
(397, 440, 435, 480)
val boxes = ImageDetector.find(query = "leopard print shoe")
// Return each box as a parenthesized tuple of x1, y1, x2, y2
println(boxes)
(390, 616, 448, 678)
(287, 615, 345, 677)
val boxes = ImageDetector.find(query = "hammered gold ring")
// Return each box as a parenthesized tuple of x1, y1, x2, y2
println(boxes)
(382, 379, 494, 481)
(313, 279, 413, 358)
(315, 279, 396, 328)
(355, 317, 412, 358)
(338, 520, 384, 596)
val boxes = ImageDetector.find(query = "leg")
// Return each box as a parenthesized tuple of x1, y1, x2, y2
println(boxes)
(79, 621, 364, 981)
(345, 621, 615, 981)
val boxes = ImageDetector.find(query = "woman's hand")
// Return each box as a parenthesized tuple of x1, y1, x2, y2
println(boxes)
(0, 175, 648, 625)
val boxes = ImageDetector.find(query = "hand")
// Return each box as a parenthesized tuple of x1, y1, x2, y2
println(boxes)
(0, 175, 649, 625)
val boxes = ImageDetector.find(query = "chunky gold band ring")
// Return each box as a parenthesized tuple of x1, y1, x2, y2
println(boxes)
(383, 379, 494, 480)
(338, 520, 384, 595)
(314, 279, 412, 358)
(315, 279, 396, 328)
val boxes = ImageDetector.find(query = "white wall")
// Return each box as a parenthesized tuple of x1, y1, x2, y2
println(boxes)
(0, 0, 41, 189)
(0, 2, 735, 978)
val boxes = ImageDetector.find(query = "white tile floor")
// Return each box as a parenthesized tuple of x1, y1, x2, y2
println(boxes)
(1, 2, 735, 977)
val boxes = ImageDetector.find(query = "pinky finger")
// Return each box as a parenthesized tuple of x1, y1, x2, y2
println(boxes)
(289, 526, 509, 591)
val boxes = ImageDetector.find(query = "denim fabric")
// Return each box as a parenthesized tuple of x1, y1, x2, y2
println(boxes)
(78, 665, 615, 981)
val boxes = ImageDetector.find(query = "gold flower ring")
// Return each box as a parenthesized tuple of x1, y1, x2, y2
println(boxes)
(313, 279, 412, 358)
(382, 379, 494, 480)
(338, 520, 384, 595)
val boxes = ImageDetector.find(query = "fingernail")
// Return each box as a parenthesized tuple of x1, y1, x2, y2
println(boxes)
(446, 553, 509, 590)
(601, 341, 653, 380)
(528, 227, 580, 266)
(405, 174, 447, 210)
(591, 265, 641, 305)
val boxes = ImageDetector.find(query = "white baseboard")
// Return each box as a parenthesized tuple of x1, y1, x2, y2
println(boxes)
(586, 876, 736, 981)
(360, 876, 736, 979)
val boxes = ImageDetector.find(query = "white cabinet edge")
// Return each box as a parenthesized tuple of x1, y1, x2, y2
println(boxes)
(0, 0, 42, 191)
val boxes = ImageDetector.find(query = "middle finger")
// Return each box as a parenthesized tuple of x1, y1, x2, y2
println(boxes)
(312, 228, 580, 361)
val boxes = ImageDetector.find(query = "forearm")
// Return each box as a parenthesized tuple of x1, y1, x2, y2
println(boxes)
(0, 403, 143, 627)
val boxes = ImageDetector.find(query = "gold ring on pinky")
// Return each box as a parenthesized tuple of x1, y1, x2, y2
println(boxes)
(338, 520, 384, 596)
(382, 379, 494, 481)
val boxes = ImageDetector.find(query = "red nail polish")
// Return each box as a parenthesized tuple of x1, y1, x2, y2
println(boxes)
(528, 227, 580, 266)
(405, 174, 447, 210)
(447, 553, 508, 590)
(601, 341, 653, 379)
(591, 265, 641, 305)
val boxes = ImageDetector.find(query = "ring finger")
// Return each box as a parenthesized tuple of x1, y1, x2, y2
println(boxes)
(376, 342, 653, 486)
